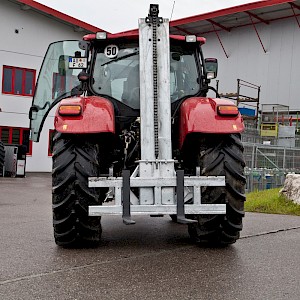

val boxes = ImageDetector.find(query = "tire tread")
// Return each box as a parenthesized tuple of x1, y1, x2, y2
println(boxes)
(52, 132, 106, 247)
(187, 134, 246, 245)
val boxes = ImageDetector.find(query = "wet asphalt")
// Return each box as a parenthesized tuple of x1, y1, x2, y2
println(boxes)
(0, 173, 300, 300)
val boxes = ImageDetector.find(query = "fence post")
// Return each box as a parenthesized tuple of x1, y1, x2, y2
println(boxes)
(250, 144, 256, 192)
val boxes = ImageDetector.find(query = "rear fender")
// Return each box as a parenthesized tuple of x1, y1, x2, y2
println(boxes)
(179, 97, 244, 148)
(54, 96, 115, 134)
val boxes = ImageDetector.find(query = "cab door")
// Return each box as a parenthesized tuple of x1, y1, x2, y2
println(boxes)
(29, 40, 88, 142)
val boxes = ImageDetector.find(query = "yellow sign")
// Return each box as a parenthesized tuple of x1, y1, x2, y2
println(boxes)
(260, 123, 278, 137)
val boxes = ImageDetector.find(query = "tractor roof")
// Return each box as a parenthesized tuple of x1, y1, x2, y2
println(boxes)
(83, 32, 206, 44)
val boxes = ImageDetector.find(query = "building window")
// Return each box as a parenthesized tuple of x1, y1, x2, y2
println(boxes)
(2, 65, 36, 96)
(0, 127, 32, 155)
(48, 130, 55, 156)
(52, 73, 78, 99)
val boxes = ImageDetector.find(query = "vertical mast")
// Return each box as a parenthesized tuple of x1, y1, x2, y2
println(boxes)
(139, 4, 174, 205)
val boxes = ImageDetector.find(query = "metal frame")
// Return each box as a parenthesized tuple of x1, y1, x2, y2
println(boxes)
(122, 0, 295, 36)
(247, 13, 267, 53)
(219, 79, 260, 128)
(210, 23, 229, 58)
(88, 7, 226, 223)
(89, 168, 226, 216)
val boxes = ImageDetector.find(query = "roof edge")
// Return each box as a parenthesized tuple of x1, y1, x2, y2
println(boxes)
(170, 0, 295, 27)
(114, 0, 295, 36)
(16, 0, 109, 33)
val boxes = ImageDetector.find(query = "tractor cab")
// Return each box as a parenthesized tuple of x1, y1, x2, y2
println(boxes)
(29, 32, 213, 142)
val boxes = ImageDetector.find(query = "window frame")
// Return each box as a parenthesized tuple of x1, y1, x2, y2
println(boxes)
(0, 126, 33, 156)
(2, 65, 36, 96)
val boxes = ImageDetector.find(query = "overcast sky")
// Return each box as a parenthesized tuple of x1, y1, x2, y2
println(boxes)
(37, 0, 259, 33)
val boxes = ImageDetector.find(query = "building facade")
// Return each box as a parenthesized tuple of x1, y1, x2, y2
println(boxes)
(202, 15, 300, 111)
(1, 0, 299, 172)
(0, 0, 101, 172)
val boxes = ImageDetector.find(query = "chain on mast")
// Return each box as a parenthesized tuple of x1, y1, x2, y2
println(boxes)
(146, 5, 163, 159)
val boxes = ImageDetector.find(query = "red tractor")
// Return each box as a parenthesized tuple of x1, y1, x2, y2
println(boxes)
(29, 5, 245, 247)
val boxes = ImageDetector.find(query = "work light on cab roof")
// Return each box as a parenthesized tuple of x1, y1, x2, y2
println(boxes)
(96, 32, 107, 39)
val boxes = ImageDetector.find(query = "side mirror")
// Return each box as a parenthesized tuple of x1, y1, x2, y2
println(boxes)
(204, 58, 218, 79)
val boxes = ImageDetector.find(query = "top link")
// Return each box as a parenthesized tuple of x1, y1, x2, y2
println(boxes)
(149, 4, 159, 17)
(146, 4, 163, 24)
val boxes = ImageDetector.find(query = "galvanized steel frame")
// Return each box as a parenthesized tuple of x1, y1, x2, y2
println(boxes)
(88, 12, 226, 218)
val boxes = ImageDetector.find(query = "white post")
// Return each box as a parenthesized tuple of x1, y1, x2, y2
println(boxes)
(138, 15, 175, 205)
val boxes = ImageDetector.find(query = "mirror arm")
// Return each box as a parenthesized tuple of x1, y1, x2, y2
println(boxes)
(29, 105, 38, 120)
(207, 86, 220, 98)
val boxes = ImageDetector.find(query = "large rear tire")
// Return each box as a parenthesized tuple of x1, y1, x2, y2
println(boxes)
(52, 132, 107, 247)
(186, 134, 246, 245)
(0, 140, 5, 176)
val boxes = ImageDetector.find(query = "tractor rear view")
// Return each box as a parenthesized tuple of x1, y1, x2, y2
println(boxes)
(29, 5, 246, 247)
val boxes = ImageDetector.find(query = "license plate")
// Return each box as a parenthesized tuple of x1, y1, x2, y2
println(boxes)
(68, 57, 87, 69)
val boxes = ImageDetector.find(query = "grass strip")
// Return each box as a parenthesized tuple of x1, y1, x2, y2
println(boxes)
(245, 188, 300, 216)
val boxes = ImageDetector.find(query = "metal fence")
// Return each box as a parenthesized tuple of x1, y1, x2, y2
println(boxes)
(242, 127, 300, 148)
(243, 142, 300, 192)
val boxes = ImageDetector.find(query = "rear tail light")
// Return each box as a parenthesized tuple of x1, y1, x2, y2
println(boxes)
(217, 105, 239, 116)
(58, 105, 81, 116)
